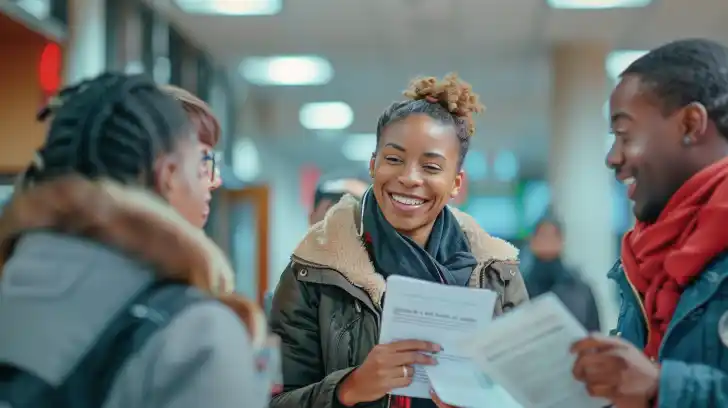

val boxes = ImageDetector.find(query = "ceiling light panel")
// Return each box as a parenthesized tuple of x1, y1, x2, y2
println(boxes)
(240, 55, 333, 86)
(342, 134, 376, 161)
(175, 0, 282, 16)
(606, 50, 648, 80)
(547, 0, 650, 9)
(300, 102, 353, 130)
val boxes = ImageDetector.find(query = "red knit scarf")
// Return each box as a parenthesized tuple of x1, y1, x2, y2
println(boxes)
(621, 157, 728, 359)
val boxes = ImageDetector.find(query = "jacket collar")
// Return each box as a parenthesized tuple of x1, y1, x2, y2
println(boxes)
(0, 176, 266, 347)
(293, 194, 519, 305)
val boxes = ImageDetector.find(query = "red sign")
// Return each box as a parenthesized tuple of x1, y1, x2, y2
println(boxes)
(300, 165, 321, 211)
(39, 42, 62, 105)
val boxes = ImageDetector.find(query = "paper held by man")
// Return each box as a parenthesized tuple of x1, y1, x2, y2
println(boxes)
(380, 276, 608, 408)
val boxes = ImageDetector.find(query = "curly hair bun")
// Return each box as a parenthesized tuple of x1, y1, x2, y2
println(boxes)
(403, 73, 485, 136)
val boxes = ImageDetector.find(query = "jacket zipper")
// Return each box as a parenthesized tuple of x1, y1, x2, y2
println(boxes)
(478, 260, 496, 289)
(621, 265, 652, 358)
(292, 258, 391, 408)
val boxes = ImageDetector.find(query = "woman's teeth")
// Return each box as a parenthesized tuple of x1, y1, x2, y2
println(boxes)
(623, 177, 636, 185)
(391, 194, 425, 206)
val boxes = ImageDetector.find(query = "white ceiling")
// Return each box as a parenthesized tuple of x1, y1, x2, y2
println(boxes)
(150, 0, 728, 177)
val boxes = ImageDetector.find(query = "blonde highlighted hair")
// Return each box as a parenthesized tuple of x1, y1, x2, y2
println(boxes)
(159, 85, 221, 147)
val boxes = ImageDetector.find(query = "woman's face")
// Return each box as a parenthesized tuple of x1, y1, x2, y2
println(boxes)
(370, 114, 463, 238)
(155, 135, 216, 228)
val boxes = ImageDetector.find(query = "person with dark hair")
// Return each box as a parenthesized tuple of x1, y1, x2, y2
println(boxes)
(309, 176, 368, 225)
(269, 73, 528, 408)
(571, 39, 728, 408)
(160, 84, 223, 227)
(0, 73, 268, 408)
(524, 217, 601, 332)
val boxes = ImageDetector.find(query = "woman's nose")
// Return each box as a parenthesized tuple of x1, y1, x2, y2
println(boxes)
(398, 167, 424, 188)
(210, 169, 222, 191)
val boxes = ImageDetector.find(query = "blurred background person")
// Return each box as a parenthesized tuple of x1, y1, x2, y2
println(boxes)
(309, 173, 369, 225)
(269, 73, 527, 408)
(524, 216, 601, 332)
(0, 73, 267, 408)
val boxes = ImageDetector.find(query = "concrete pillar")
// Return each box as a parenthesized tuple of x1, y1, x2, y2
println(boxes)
(549, 43, 619, 332)
(65, 0, 106, 84)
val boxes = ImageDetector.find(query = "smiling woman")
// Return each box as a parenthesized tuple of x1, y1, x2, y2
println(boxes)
(269, 73, 529, 408)
(370, 73, 483, 246)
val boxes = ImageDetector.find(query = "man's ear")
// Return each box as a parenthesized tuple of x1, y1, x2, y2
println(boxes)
(680, 102, 709, 145)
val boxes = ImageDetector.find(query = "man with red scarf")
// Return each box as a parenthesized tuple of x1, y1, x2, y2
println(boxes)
(569, 38, 728, 408)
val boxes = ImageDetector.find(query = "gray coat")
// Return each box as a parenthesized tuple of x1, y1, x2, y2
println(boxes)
(0, 177, 268, 408)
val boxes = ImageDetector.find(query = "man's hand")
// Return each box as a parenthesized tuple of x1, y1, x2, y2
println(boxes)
(571, 334, 659, 408)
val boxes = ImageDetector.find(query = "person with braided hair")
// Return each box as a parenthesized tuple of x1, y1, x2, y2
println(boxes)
(0, 72, 269, 408)
(269, 73, 528, 408)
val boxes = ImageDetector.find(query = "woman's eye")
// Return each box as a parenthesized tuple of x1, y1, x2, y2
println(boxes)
(424, 165, 442, 173)
(385, 156, 401, 164)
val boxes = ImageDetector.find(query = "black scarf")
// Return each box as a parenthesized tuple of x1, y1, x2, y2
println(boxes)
(360, 188, 476, 287)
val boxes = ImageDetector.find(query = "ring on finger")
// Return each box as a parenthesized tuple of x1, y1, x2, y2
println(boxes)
(402, 366, 408, 378)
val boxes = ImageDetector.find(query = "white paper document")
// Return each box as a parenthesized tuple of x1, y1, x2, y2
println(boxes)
(379, 275, 501, 405)
(462, 293, 609, 408)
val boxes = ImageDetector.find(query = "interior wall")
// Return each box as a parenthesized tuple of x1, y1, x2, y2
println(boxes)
(0, 13, 59, 173)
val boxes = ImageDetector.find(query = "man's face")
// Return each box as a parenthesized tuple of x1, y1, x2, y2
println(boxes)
(605, 75, 688, 223)
(530, 222, 563, 260)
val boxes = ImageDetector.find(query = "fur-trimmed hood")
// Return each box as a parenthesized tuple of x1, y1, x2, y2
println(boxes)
(293, 195, 519, 304)
(0, 176, 266, 346)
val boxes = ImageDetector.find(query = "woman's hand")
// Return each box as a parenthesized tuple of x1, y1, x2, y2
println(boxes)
(336, 339, 440, 406)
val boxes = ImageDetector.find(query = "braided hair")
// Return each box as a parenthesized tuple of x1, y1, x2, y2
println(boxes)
(375, 73, 485, 168)
(622, 38, 728, 138)
(22, 72, 189, 188)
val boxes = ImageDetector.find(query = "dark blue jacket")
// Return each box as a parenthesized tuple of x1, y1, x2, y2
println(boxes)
(609, 256, 728, 407)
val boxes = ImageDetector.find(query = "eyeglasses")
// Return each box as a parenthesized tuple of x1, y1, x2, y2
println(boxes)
(202, 152, 218, 183)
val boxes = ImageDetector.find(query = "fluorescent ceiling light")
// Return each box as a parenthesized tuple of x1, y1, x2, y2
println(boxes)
(233, 138, 261, 182)
(240, 56, 333, 86)
(300, 102, 353, 130)
(606, 50, 648, 80)
(342, 134, 376, 161)
(175, 0, 281, 16)
(547, 0, 650, 9)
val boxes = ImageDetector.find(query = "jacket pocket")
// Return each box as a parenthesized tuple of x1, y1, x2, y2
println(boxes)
(330, 313, 361, 372)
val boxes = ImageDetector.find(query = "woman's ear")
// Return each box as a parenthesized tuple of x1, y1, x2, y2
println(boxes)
(450, 170, 464, 198)
(153, 155, 177, 199)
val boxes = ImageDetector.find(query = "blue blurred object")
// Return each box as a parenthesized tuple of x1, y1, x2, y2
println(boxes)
(264, 291, 274, 315)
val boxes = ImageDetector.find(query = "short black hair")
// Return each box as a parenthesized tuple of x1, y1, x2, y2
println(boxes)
(312, 173, 366, 209)
(534, 216, 563, 236)
(24, 72, 189, 187)
(622, 38, 728, 138)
